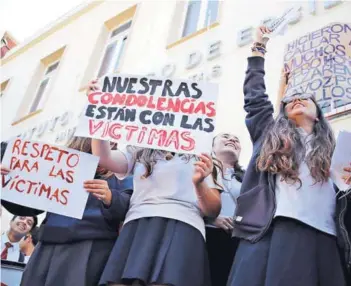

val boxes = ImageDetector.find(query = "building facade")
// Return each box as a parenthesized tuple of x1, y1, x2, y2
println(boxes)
(1, 0, 350, 168)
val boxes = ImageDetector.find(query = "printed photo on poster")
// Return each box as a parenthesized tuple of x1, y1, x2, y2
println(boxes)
(75, 75, 219, 154)
(1, 139, 99, 219)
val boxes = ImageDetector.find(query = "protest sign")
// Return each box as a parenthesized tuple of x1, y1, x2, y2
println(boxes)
(1, 139, 99, 219)
(1, 260, 25, 286)
(264, 5, 302, 39)
(283, 22, 351, 113)
(75, 75, 219, 154)
(331, 130, 351, 192)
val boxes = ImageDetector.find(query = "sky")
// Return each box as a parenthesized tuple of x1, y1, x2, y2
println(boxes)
(0, 0, 86, 42)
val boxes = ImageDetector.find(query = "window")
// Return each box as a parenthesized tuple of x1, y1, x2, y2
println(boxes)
(97, 21, 131, 78)
(182, 0, 219, 37)
(29, 61, 59, 113)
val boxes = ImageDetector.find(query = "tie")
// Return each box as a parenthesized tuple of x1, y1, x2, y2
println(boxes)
(1, 242, 13, 260)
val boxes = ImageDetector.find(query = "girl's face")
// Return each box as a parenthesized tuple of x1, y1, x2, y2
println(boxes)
(213, 133, 241, 162)
(284, 97, 318, 124)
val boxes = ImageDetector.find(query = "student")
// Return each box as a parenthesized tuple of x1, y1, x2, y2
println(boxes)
(227, 26, 351, 286)
(205, 133, 244, 286)
(19, 226, 39, 263)
(1, 216, 38, 262)
(86, 78, 222, 286)
(1, 137, 133, 286)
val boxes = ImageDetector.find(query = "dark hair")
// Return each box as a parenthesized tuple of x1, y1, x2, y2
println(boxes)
(257, 96, 335, 186)
(66, 136, 113, 178)
(211, 135, 245, 184)
(11, 215, 38, 230)
(1, 141, 8, 161)
(28, 227, 39, 246)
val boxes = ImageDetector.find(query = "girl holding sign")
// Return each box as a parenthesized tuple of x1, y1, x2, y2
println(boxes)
(226, 26, 351, 286)
(86, 86, 222, 286)
(1, 137, 133, 286)
(205, 133, 244, 286)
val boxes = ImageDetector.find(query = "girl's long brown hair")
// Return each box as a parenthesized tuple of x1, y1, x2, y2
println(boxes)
(66, 136, 113, 178)
(257, 96, 335, 186)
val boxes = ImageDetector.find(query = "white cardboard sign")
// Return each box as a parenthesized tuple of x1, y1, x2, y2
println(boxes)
(75, 74, 219, 154)
(1, 139, 99, 219)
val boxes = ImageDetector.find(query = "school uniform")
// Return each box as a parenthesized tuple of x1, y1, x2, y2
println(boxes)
(205, 168, 241, 286)
(99, 150, 221, 286)
(19, 253, 29, 263)
(227, 57, 349, 286)
(1, 233, 21, 262)
(2, 174, 133, 286)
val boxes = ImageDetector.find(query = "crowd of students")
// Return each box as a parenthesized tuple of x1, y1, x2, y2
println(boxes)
(1, 25, 351, 286)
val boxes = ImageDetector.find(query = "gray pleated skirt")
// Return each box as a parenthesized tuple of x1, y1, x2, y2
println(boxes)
(227, 217, 346, 286)
(99, 217, 211, 286)
(20, 239, 115, 286)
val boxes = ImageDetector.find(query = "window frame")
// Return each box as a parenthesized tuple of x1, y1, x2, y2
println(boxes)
(0, 79, 10, 97)
(95, 20, 131, 79)
(29, 60, 60, 114)
(181, 0, 219, 38)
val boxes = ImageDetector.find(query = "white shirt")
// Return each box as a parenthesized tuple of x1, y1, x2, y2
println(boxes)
(274, 129, 336, 236)
(117, 149, 218, 239)
(1, 233, 21, 262)
(206, 168, 242, 228)
(24, 255, 31, 263)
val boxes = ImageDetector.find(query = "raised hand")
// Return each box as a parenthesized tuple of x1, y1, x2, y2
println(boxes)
(84, 179, 112, 206)
(193, 153, 213, 185)
(86, 79, 100, 97)
(342, 163, 351, 185)
(0, 164, 10, 175)
(278, 67, 291, 101)
(255, 25, 272, 45)
(213, 216, 234, 232)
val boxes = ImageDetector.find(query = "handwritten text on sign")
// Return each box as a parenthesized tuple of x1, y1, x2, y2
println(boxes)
(76, 75, 219, 154)
(1, 139, 99, 219)
(284, 22, 351, 113)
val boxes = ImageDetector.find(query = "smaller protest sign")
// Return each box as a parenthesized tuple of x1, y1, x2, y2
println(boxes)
(263, 5, 302, 39)
(75, 74, 219, 154)
(1, 139, 99, 219)
(331, 131, 351, 192)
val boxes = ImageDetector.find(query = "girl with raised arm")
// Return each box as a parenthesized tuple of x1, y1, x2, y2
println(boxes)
(226, 26, 351, 286)
(87, 79, 222, 286)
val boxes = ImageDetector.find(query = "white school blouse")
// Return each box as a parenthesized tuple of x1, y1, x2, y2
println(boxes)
(1, 233, 21, 262)
(274, 129, 336, 236)
(117, 149, 218, 239)
(206, 168, 242, 228)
